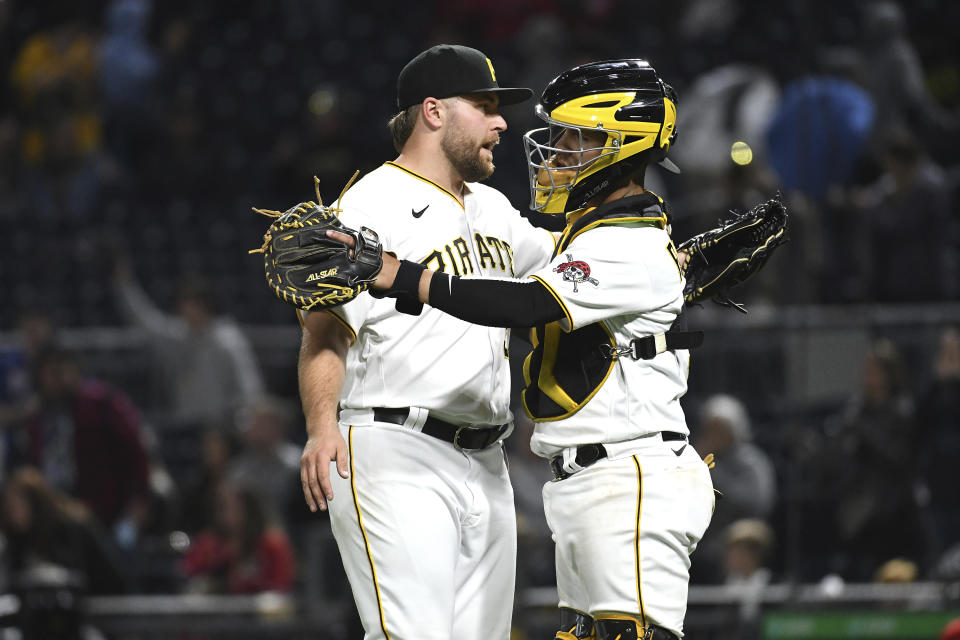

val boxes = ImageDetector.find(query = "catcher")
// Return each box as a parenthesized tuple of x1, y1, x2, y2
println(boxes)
(255, 60, 786, 640)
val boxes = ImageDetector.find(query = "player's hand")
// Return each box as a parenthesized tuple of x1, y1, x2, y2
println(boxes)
(300, 425, 349, 512)
(326, 229, 400, 290)
(678, 249, 690, 270)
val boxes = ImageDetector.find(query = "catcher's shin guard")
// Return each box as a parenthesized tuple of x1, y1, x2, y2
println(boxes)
(555, 607, 595, 640)
(594, 614, 679, 640)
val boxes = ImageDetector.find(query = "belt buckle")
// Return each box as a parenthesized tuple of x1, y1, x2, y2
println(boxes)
(454, 424, 506, 451)
(452, 425, 481, 451)
(549, 457, 566, 480)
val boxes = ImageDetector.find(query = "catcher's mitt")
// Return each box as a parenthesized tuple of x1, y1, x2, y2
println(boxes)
(250, 172, 382, 310)
(678, 194, 787, 312)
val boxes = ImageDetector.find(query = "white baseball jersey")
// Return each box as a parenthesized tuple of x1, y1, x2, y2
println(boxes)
(523, 204, 689, 459)
(328, 162, 555, 425)
(318, 162, 554, 640)
(520, 194, 715, 637)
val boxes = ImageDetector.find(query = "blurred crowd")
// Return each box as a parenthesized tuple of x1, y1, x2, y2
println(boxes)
(0, 0, 959, 636)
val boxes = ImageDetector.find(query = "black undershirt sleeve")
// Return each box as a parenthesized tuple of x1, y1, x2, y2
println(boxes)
(427, 272, 565, 328)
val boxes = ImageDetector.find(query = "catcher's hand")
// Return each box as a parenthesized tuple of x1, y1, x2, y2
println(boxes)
(250, 172, 383, 310)
(678, 194, 787, 312)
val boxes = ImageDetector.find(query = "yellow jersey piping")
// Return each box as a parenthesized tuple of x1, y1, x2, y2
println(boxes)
(348, 426, 392, 639)
(322, 309, 357, 346)
(632, 455, 647, 629)
(384, 161, 464, 210)
(529, 275, 574, 331)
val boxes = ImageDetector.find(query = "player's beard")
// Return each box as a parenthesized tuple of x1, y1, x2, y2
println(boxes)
(441, 124, 495, 183)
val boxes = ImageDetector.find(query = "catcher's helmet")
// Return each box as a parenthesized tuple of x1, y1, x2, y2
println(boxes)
(523, 59, 679, 214)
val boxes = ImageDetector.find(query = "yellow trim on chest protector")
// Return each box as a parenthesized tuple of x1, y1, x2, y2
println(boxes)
(522, 321, 619, 422)
(555, 214, 666, 258)
(537, 323, 578, 412)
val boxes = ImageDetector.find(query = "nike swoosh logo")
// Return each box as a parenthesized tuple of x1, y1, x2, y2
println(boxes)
(412, 205, 429, 218)
(672, 444, 687, 456)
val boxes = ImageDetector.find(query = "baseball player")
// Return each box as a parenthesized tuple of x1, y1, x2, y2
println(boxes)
(297, 45, 556, 639)
(349, 60, 716, 640)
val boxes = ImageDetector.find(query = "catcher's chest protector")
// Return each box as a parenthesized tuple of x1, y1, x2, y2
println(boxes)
(522, 198, 667, 422)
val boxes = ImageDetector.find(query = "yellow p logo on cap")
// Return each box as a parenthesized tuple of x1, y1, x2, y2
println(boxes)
(485, 58, 497, 82)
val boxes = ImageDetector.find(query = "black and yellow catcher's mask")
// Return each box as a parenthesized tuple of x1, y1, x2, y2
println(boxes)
(523, 59, 679, 215)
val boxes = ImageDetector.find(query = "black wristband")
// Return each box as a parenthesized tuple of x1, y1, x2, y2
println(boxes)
(370, 259, 425, 299)
(393, 259, 426, 298)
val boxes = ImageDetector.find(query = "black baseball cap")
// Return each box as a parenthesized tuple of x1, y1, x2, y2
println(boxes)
(397, 44, 533, 110)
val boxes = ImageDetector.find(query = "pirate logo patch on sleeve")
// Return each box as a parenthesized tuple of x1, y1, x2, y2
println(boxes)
(554, 253, 599, 293)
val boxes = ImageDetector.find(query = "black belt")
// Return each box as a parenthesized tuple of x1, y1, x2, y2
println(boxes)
(550, 432, 687, 481)
(629, 625, 678, 640)
(647, 626, 680, 640)
(372, 408, 509, 451)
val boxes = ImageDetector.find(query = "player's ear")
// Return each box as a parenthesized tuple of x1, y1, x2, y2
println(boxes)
(421, 97, 444, 129)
